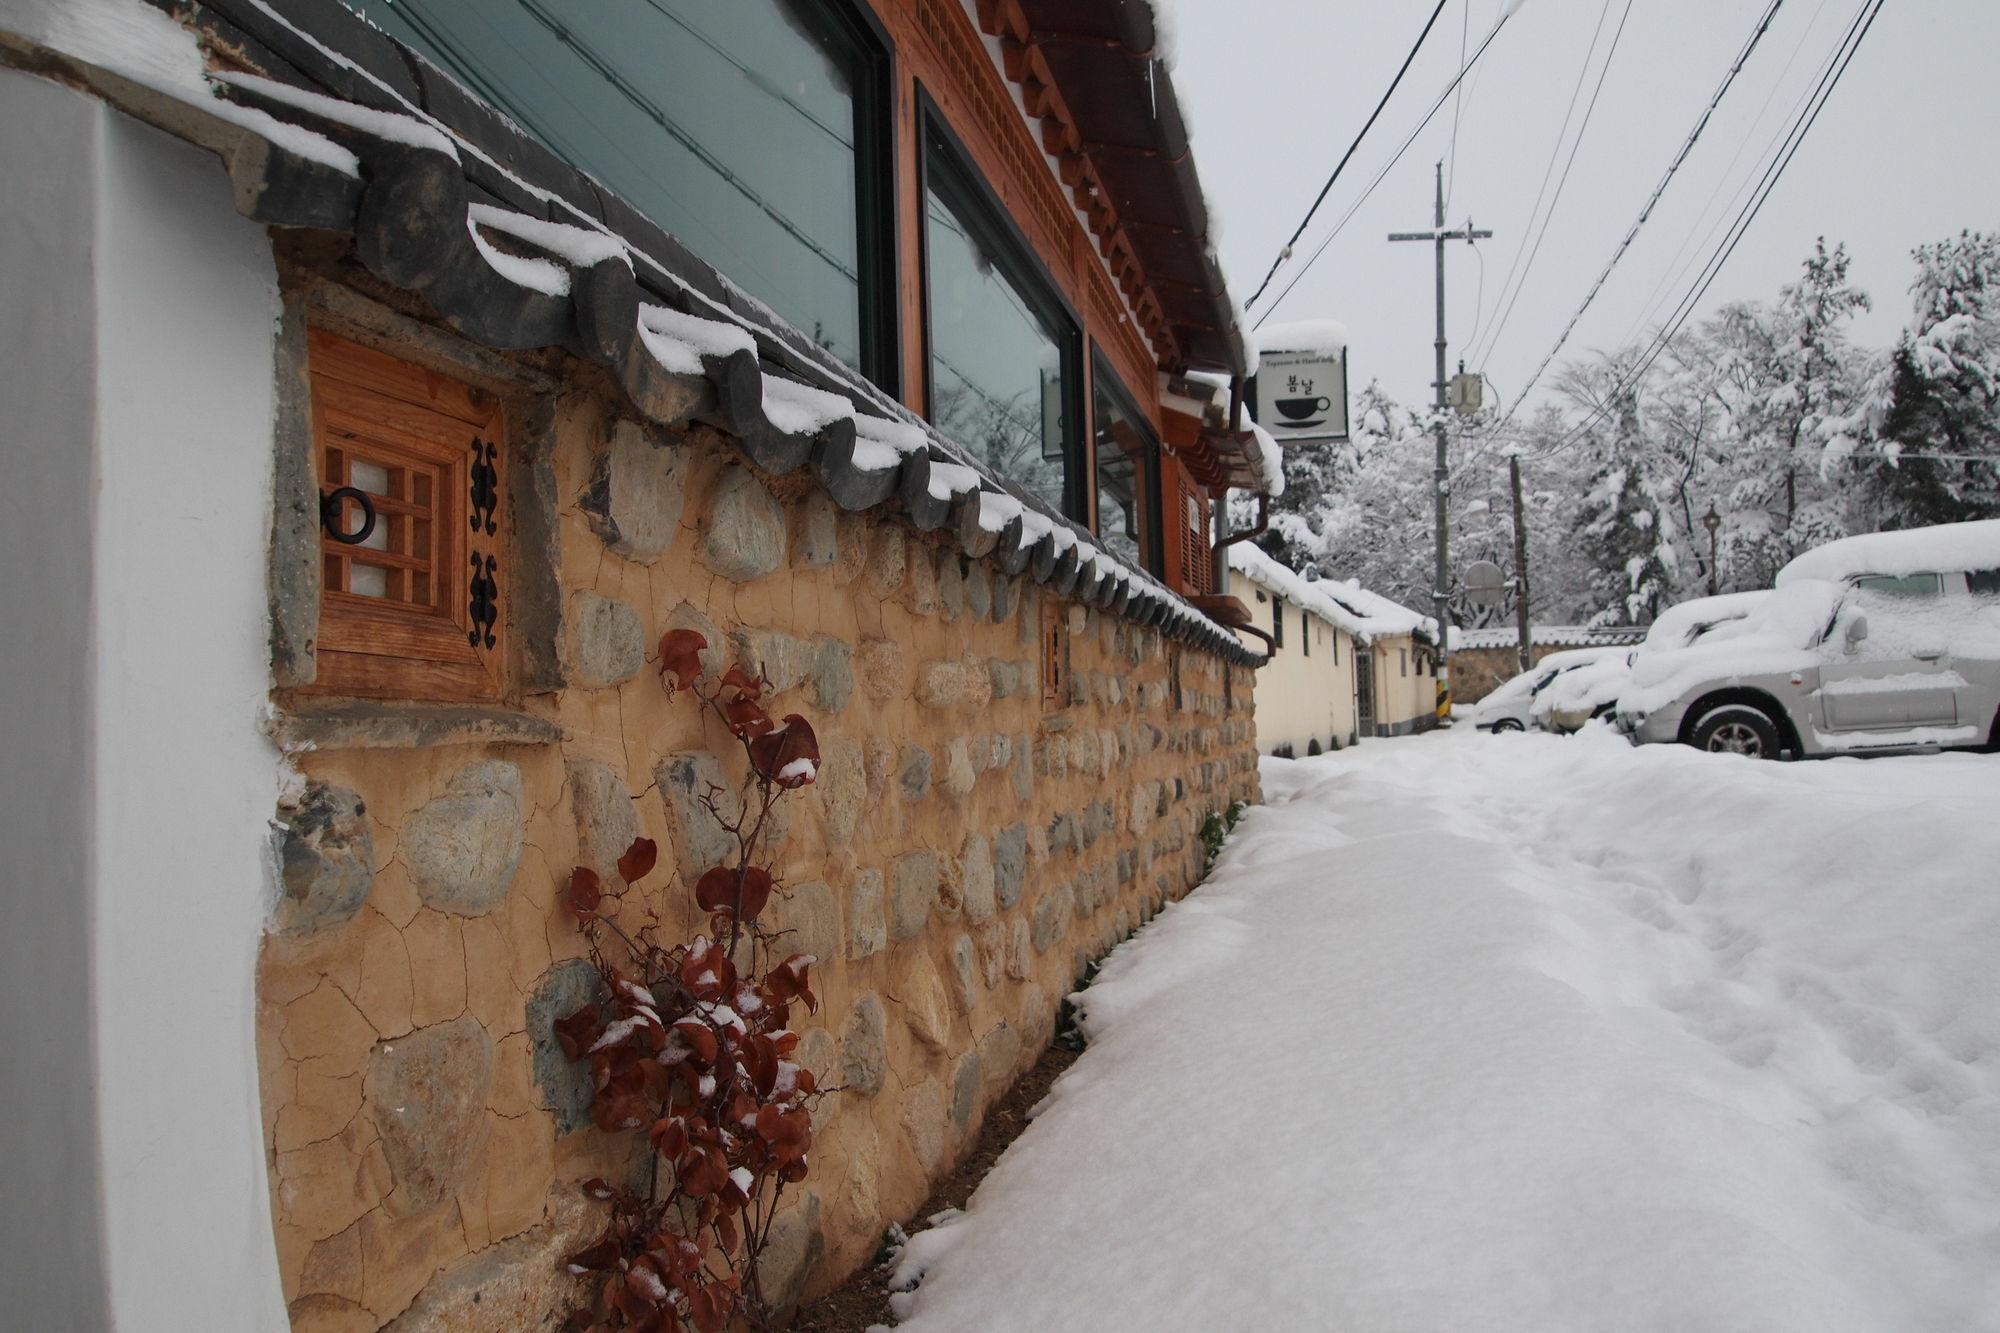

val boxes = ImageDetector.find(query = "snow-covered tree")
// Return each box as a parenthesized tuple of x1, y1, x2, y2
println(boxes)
(1855, 231, 2000, 526)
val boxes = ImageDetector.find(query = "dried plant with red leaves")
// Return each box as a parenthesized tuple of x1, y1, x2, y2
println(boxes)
(558, 630, 828, 1333)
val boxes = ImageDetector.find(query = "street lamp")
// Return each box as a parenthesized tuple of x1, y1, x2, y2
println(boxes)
(1703, 503, 1721, 596)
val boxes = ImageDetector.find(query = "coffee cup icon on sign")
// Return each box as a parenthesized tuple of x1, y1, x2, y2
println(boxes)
(1274, 395, 1331, 425)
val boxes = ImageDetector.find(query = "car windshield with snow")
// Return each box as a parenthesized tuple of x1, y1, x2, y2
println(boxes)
(1615, 519, 2000, 758)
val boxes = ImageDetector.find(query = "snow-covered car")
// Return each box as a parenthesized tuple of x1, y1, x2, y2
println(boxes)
(1470, 647, 1630, 733)
(1615, 520, 2000, 758)
(1637, 590, 1771, 655)
(1531, 650, 1635, 733)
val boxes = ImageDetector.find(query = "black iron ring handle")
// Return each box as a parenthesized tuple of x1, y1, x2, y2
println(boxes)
(320, 486, 377, 546)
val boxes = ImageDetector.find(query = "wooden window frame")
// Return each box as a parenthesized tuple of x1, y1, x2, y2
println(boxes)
(305, 329, 508, 703)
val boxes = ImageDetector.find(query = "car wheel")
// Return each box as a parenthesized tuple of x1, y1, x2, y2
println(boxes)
(1689, 704, 1782, 759)
(1490, 717, 1525, 733)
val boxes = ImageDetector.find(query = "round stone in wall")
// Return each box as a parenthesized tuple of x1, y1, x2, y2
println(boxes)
(404, 761, 523, 917)
(366, 1015, 495, 1215)
(273, 780, 374, 933)
(701, 466, 786, 582)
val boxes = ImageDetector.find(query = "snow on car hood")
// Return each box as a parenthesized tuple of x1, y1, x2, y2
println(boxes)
(1619, 580, 1847, 715)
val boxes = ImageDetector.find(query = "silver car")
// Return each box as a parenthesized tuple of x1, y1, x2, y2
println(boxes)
(1615, 521, 2000, 759)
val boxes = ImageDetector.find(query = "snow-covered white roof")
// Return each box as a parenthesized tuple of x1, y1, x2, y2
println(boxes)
(1320, 578, 1437, 644)
(1227, 544, 1435, 645)
(1254, 319, 1350, 358)
(1776, 519, 2000, 587)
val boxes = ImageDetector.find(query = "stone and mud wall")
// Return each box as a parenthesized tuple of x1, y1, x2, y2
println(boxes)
(259, 334, 1260, 1330)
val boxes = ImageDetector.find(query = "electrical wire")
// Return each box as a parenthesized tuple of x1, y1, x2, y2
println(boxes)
(1495, 0, 1791, 426)
(1468, 0, 1635, 367)
(1243, 0, 1453, 311)
(1254, 3, 1531, 328)
(1444, 0, 1472, 211)
(1612, 0, 1831, 352)
(1517, 0, 1887, 458)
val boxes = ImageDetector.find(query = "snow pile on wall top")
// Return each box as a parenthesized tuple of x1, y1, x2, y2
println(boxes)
(1776, 519, 2000, 586)
(1254, 319, 1350, 358)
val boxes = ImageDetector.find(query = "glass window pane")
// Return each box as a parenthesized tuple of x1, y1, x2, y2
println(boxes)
(1092, 367, 1158, 574)
(1851, 572, 1942, 598)
(343, 0, 865, 371)
(925, 168, 1071, 517)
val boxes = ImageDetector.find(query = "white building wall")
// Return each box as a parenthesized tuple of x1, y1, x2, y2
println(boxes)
(0, 69, 290, 1329)
(1237, 573, 1359, 755)
(0, 66, 111, 1333)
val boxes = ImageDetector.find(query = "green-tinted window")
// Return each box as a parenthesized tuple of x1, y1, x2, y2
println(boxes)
(342, 0, 886, 379)
(1092, 357, 1160, 574)
(923, 122, 1080, 520)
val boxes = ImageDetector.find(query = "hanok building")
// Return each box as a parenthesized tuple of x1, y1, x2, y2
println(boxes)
(0, 0, 1278, 1327)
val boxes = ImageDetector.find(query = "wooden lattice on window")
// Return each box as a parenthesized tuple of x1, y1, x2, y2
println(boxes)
(306, 330, 505, 702)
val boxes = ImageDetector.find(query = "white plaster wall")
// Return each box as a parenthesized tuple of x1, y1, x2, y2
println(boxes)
(0, 69, 289, 1328)
(91, 98, 290, 1332)
(1235, 573, 1359, 754)
(0, 67, 111, 1331)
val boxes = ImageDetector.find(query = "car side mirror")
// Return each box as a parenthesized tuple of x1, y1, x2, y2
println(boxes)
(1844, 614, 1869, 651)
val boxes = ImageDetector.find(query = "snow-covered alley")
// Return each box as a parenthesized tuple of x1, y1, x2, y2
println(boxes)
(881, 730, 2000, 1332)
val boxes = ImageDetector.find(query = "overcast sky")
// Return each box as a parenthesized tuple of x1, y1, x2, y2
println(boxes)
(1168, 0, 2000, 418)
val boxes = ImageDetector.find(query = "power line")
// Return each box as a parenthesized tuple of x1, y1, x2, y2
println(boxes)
(1612, 0, 1832, 352)
(1444, 0, 1471, 211)
(1495, 0, 1790, 426)
(1243, 0, 1452, 311)
(1469, 0, 1635, 367)
(1255, 3, 1530, 327)
(1521, 0, 1887, 459)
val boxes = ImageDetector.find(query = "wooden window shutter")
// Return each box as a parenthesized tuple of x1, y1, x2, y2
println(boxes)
(306, 331, 506, 703)
(1166, 455, 1213, 597)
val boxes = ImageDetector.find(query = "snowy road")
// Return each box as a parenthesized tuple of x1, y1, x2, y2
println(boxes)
(883, 729, 2000, 1332)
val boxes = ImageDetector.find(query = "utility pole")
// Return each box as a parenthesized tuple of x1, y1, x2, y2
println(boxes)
(1390, 163, 1490, 717)
(1509, 453, 1532, 675)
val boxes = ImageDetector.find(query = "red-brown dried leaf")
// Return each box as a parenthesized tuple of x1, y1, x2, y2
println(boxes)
(658, 629, 707, 693)
(756, 1103, 812, 1166)
(677, 939, 737, 1001)
(681, 1144, 729, 1198)
(694, 865, 773, 921)
(718, 666, 764, 700)
(743, 1034, 777, 1098)
(564, 1237, 622, 1274)
(616, 836, 658, 885)
(649, 1116, 688, 1160)
(554, 1004, 602, 1060)
(764, 954, 819, 1015)
(567, 866, 603, 921)
(581, 1177, 619, 1202)
(688, 1284, 732, 1333)
(716, 1210, 739, 1253)
(671, 1018, 718, 1066)
(723, 695, 775, 740)
(747, 714, 820, 788)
